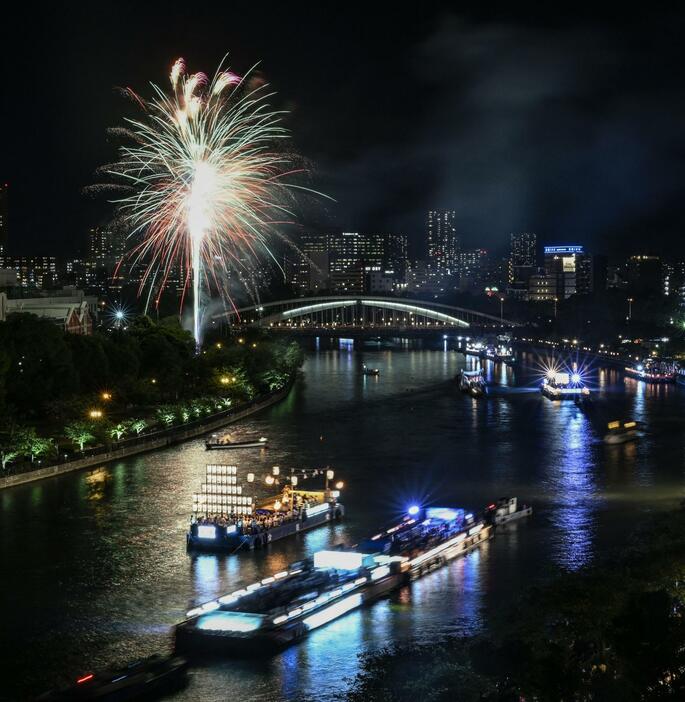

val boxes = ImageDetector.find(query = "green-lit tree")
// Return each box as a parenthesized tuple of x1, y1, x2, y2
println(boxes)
(23, 431, 54, 463)
(156, 406, 176, 426)
(0, 422, 26, 470)
(109, 422, 128, 441)
(129, 419, 148, 435)
(65, 421, 96, 452)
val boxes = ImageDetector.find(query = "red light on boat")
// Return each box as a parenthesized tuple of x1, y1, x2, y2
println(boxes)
(76, 674, 94, 684)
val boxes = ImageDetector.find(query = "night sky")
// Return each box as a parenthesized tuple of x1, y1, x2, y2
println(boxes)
(4, 6, 685, 257)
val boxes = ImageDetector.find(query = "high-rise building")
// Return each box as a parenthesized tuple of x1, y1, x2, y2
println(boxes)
(290, 232, 408, 295)
(290, 233, 331, 294)
(593, 254, 608, 294)
(528, 273, 557, 302)
(663, 260, 685, 304)
(543, 245, 593, 299)
(383, 233, 408, 282)
(509, 232, 537, 286)
(626, 255, 661, 297)
(426, 210, 458, 274)
(88, 225, 126, 269)
(0, 183, 7, 255)
(0, 255, 57, 290)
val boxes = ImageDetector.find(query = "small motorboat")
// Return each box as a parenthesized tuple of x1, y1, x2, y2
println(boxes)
(604, 420, 639, 445)
(205, 433, 268, 450)
(362, 364, 380, 376)
(35, 654, 188, 701)
(458, 369, 487, 397)
(485, 497, 532, 525)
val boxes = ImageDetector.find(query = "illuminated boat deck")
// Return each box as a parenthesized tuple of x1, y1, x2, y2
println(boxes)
(176, 506, 493, 654)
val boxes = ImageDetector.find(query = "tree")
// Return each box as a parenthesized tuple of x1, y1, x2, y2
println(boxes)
(129, 419, 148, 435)
(18, 428, 54, 463)
(109, 422, 128, 441)
(0, 422, 26, 470)
(156, 406, 176, 426)
(65, 421, 96, 452)
(0, 313, 78, 416)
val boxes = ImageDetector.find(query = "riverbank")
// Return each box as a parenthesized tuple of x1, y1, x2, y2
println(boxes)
(0, 380, 294, 491)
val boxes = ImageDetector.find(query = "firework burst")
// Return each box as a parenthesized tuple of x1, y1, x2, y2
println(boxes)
(105, 56, 306, 347)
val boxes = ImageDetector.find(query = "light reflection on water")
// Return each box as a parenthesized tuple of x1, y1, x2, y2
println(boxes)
(1, 342, 685, 701)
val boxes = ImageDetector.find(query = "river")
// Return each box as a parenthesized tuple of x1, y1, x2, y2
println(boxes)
(2, 339, 685, 700)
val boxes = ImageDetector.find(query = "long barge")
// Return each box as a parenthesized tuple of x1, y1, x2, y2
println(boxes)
(175, 506, 492, 655)
(625, 359, 678, 383)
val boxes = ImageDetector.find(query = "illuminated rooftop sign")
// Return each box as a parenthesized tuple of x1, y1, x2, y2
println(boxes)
(544, 245, 584, 254)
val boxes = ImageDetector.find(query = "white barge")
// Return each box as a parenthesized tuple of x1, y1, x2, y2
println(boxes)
(175, 506, 492, 655)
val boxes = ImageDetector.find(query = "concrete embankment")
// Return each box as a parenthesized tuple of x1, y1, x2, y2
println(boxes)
(0, 383, 293, 491)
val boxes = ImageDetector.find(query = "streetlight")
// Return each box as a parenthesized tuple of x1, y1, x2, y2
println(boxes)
(499, 297, 504, 323)
(627, 297, 634, 320)
(88, 409, 103, 420)
(553, 297, 558, 319)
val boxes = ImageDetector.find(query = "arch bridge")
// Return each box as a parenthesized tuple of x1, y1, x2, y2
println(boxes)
(216, 296, 518, 333)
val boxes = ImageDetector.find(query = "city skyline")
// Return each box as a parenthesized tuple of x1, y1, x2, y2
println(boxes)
(4, 8, 685, 258)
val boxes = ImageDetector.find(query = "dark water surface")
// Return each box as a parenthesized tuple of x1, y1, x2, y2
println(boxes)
(2, 341, 685, 700)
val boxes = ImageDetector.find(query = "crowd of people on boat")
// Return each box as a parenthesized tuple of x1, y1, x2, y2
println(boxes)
(192, 494, 321, 536)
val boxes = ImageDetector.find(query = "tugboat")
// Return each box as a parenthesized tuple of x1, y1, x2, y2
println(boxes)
(362, 363, 380, 376)
(541, 370, 590, 400)
(485, 497, 532, 525)
(205, 433, 268, 450)
(176, 506, 491, 655)
(464, 339, 485, 357)
(187, 465, 344, 552)
(458, 369, 487, 397)
(604, 420, 639, 445)
(625, 358, 677, 383)
(36, 655, 188, 701)
(494, 343, 515, 364)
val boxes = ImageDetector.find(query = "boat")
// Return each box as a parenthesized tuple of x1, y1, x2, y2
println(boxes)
(604, 420, 639, 445)
(494, 343, 515, 364)
(482, 342, 515, 363)
(541, 370, 590, 400)
(175, 506, 492, 655)
(464, 340, 485, 357)
(186, 464, 344, 552)
(625, 358, 677, 383)
(205, 433, 268, 450)
(35, 655, 188, 701)
(458, 369, 487, 397)
(485, 497, 532, 525)
(362, 364, 380, 376)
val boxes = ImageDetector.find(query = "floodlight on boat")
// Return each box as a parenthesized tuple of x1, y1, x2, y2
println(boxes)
(313, 550, 364, 570)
